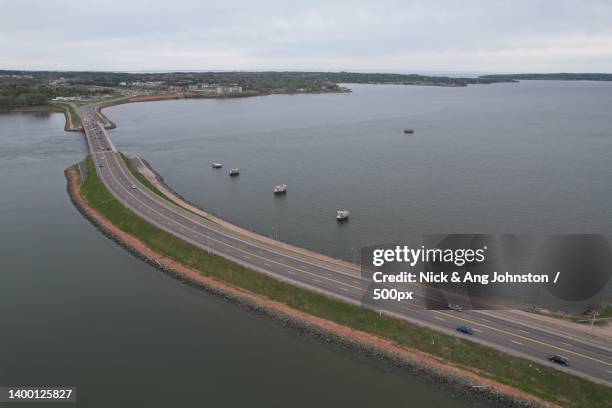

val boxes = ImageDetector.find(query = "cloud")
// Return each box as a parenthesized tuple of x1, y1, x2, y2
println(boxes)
(1, 0, 612, 72)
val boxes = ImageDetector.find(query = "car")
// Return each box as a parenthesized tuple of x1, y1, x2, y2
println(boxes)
(548, 354, 569, 366)
(456, 325, 473, 335)
(98, 164, 104, 168)
(448, 303, 463, 312)
(131, 184, 137, 189)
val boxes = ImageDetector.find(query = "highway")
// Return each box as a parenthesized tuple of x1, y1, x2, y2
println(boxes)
(77, 105, 612, 385)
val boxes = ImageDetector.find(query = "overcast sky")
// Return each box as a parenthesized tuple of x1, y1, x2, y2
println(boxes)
(2, 0, 612, 73)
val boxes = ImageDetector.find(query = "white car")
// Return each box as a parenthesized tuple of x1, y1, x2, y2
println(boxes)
(131, 184, 137, 189)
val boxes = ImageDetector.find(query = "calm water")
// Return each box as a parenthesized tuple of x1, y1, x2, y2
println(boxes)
(106, 82, 612, 309)
(0, 112, 495, 406)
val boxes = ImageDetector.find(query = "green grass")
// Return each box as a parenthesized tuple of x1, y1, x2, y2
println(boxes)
(120, 153, 172, 203)
(6, 103, 81, 128)
(599, 305, 612, 319)
(119, 153, 210, 221)
(79, 155, 611, 408)
(50, 102, 81, 128)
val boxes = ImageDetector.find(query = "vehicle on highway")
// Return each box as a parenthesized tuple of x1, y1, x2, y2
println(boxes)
(456, 325, 474, 335)
(548, 354, 569, 366)
(447, 303, 463, 312)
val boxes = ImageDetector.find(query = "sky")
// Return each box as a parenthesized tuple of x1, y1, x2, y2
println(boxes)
(2, 0, 612, 73)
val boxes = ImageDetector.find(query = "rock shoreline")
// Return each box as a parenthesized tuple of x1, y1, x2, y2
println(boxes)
(64, 167, 552, 408)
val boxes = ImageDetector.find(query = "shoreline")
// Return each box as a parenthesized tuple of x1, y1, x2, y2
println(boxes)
(95, 94, 612, 330)
(95, 94, 362, 272)
(131, 156, 361, 275)
(64, 165, 551, 408)
(4, 105, 82, 132)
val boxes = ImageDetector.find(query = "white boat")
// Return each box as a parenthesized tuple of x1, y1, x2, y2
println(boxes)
(273, 184, 287, 194)
(212, 162, 223, 169)
(229, 168, 240, 176)
(336, 210, 350, 221)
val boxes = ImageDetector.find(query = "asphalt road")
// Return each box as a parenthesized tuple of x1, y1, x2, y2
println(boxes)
(77, 106, 611, 385)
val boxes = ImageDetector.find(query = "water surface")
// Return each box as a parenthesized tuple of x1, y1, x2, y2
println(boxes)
(0, 111, 495, 406)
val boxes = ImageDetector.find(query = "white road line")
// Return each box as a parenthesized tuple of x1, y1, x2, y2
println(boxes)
(562, 342, 572, 347)
(434, 316, 445, 321)
(606, 369, 612, 375)
(481, 318, 492, 323)
(472, 328, 483, 333)
(264, 263, 271, 267)
(511, 340, 523, 346)
(314, 279, 322, 283)
(340, 287, 349, 292)
(287, 271, 296, 275)
(518, 329, 529, 334)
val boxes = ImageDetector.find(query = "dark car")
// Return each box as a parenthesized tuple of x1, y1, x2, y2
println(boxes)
(548, 354, 569, 366)
(456, 325, 473, 335)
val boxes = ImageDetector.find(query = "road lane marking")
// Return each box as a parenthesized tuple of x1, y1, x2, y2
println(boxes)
(511, 340, 524, 346)
(93, 119, 611, 371)
(434, 311, 612, 367)
(104, 147, 361, 275)
(434, 316, 445, 322)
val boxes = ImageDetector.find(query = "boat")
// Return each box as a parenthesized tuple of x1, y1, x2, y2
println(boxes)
(229, 168, 240, 176)
(273, 184, 287, 194)
(336, 210, 350, 221)
(212, 162, 223, 169)
(403, 128, 415, 134)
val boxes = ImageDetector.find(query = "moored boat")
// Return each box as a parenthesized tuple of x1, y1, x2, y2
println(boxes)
(229, 168, 240, 176)
(274, 184, 287, 194)
(212, 162, 223, 169)
(336, 210, 350, 221)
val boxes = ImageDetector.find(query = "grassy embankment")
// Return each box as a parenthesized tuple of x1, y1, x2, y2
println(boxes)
(50, 102, 81, 128)
(79, 155, 611, 408)
(119, 153, 170, 203)
(119, 153, 209, 222)
(529, 305, 612, 327)
(6, 102, 81, 128)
